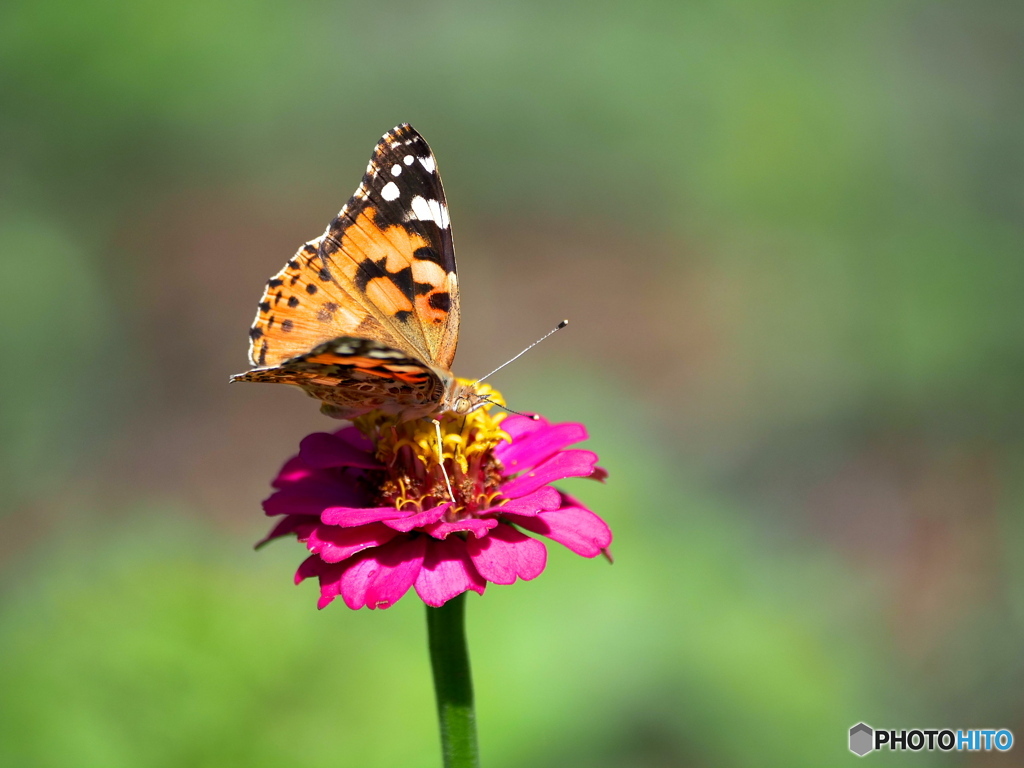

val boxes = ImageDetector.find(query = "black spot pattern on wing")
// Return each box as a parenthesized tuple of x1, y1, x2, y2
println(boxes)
(324, 124, 456, 279)
(429, 292, 451, 312)
(352, 257, 416, 302)
(414, 246, 444, 266)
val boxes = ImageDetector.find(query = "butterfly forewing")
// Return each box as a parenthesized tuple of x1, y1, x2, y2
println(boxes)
(245, 124, 459, 370)
(321, 124, 459, 368)
(246, 236, 413, 368)
(237, 124, 461, 421)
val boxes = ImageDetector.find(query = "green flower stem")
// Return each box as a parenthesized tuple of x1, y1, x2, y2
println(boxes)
(426, 592, 480, 768)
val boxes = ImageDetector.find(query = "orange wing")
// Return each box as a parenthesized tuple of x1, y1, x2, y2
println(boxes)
(245, 124, 460, 370)
(234, 336, 447, 421)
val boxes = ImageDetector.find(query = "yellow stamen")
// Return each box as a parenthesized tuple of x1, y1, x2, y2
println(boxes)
(353, 381, 510, 471)
(352, 381, 512, 515)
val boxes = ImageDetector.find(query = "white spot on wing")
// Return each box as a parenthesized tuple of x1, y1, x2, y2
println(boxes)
(409, 196, 450, 228)
(391, 164, 402, 176)
(381, 182, 400, 201)
(403, 155, 414, 165)
(419, 156, 436, 173)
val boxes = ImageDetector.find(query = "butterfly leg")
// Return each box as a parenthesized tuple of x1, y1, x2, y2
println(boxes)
(431, 418, 456, 502)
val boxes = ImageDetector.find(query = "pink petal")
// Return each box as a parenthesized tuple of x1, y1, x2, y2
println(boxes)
(383, 503, 450, 532)
(317, 586, 342, 609)
(295, 554, 324, 585)
(334, 426, 374, 453)
(271, 455, 314, 488)
(255, 514, 318, 548)
(305, 522, 401, 563)
(414, 537, 487, 607)
(499, 414, 549, 441)
(320, 505, 413, 527)
(505, 502, 612, 558)
(465, 524, 547, 584)
(487, 487, 561, 518)
(424, 518, 498, 539)
(339, 536, 427, 610)
(495, 422, 588, 472)
(263, 475, 365, 516)
(311, 560, 349, 609)
(499, 449, 599, 498)
(297, 556, 356, 610)
(299, 432, 380, 470)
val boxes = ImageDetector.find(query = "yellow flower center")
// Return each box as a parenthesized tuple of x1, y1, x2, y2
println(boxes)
(352, 380, 511, 517)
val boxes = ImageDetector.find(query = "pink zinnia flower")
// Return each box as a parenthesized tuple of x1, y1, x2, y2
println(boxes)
(258, 385, 611, 609)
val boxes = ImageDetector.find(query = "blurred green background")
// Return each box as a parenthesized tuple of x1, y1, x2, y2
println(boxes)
(2, 0, 1023, 765)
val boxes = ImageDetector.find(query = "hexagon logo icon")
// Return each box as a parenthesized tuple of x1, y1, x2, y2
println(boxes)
(849, 723, 874, 756)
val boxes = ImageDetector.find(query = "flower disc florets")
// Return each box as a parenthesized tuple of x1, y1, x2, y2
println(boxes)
(353, 383, 510, 518)
(260, 380, 611, 610)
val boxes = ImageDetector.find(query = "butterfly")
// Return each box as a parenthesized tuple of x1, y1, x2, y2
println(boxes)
(231, 124, 483, 421)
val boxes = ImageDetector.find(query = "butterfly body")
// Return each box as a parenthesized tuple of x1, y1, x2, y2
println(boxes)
(232, 124, 482, 422)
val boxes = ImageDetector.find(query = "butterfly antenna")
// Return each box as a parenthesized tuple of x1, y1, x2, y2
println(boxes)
(478, 397, 540, 421)
(474, 320, 568, 385)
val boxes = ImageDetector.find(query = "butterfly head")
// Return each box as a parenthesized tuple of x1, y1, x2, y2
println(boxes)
(443, 379, 490, 415)
(441, 378, 540, 421)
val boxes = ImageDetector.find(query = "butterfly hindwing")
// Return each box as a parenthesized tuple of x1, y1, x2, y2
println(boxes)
(235, 336, 447, 420)
(245, 124, 459, 372)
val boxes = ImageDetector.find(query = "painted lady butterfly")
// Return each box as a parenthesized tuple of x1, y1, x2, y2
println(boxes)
(232, 124, 484, 421)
